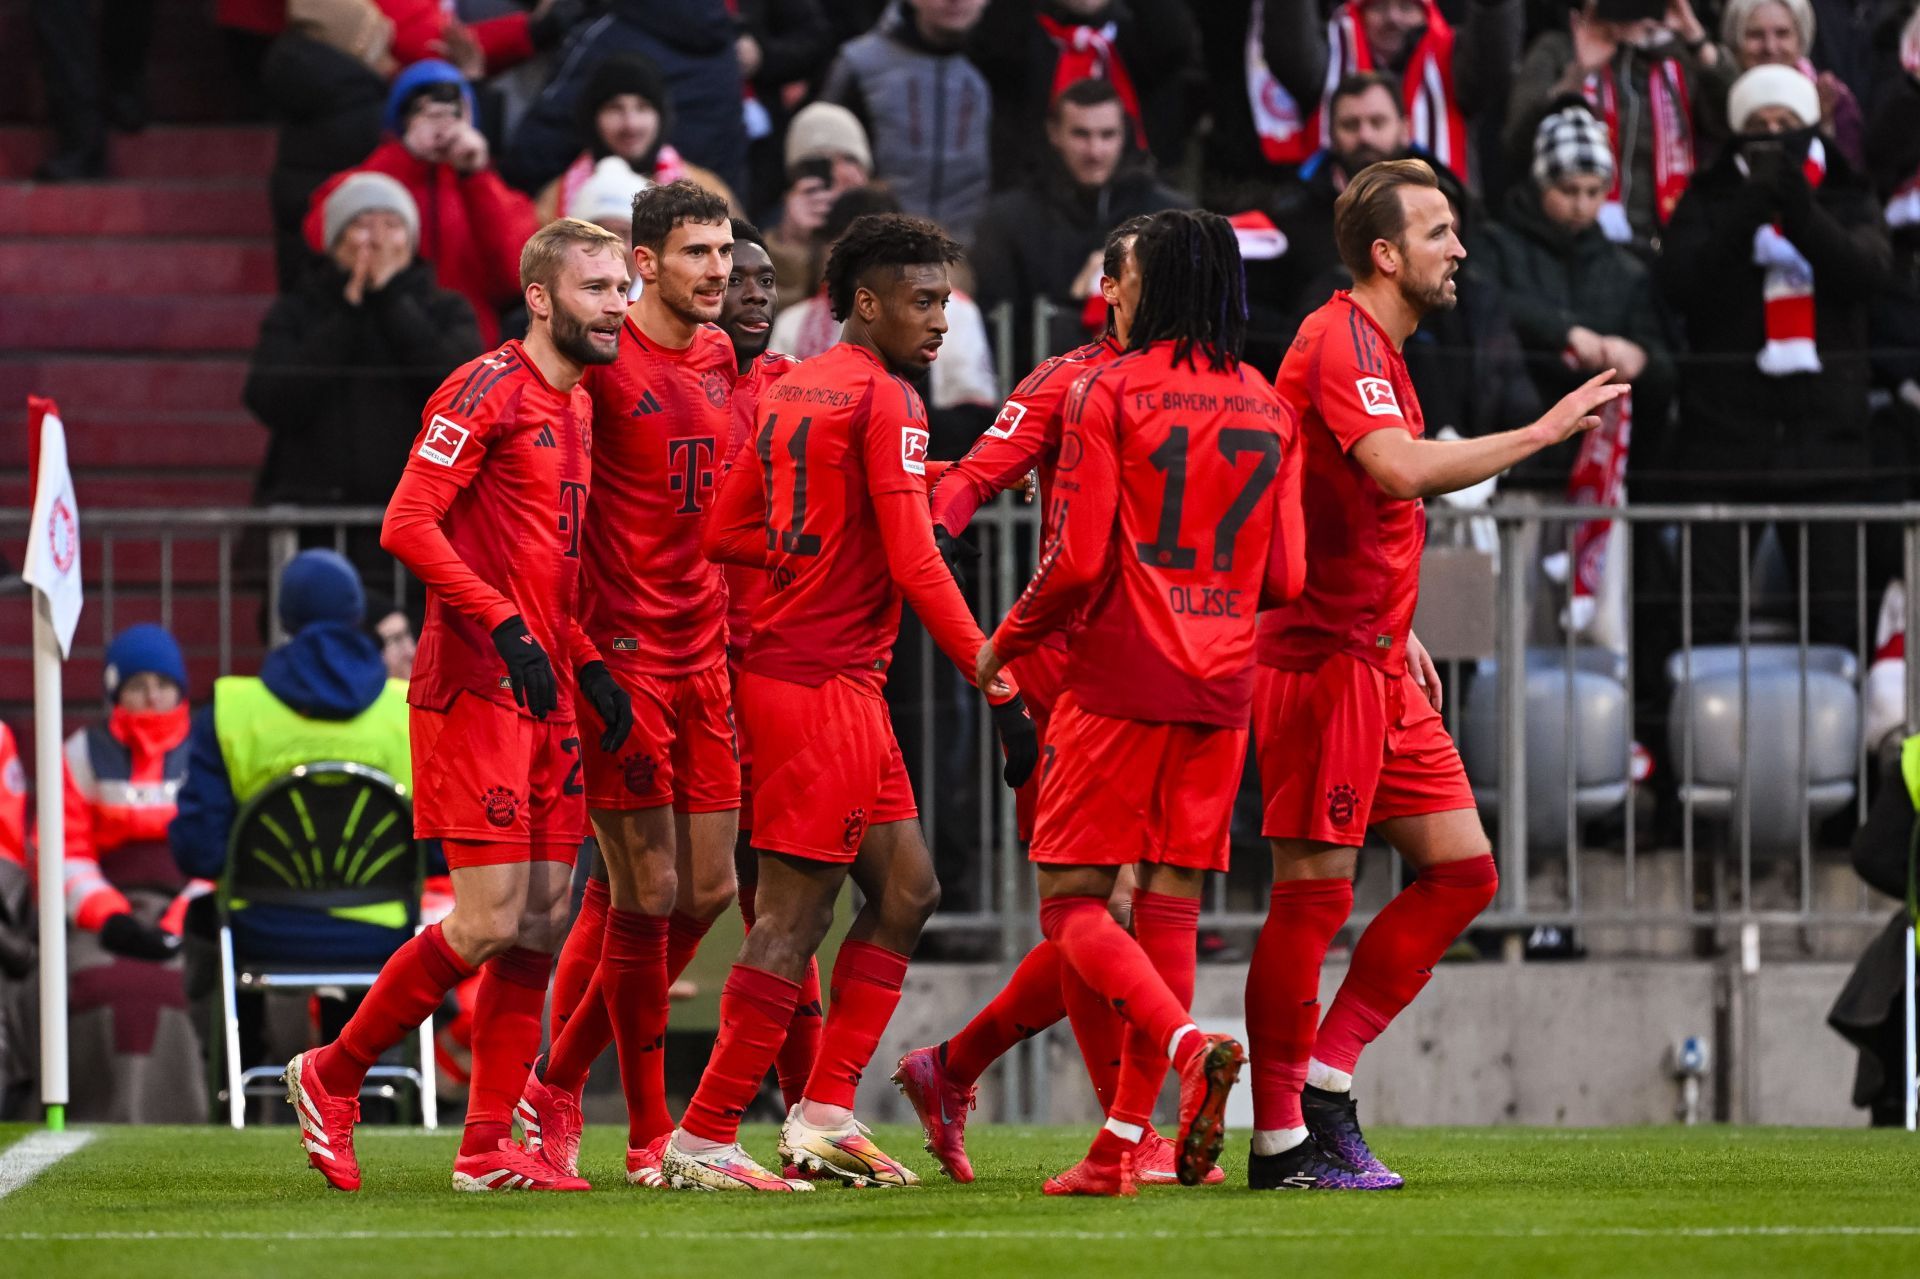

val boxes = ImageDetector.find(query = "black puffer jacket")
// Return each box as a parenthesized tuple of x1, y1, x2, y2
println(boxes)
(1657, 145, 1891, 483)
(244, 258, 481, 507)
(1474, 183, 1676, 486)
(262, 34, 387, 290)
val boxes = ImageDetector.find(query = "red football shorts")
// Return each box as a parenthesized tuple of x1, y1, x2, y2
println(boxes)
(581, 659, 741, 814)
(1029, 690, 1244, 871)
(410, 691, 586, 862)
(728, 657, 757, 833)
(1254, 652, 1476, 845)
(738, 669, 916, 863)
(1010, 643, 1071, 843)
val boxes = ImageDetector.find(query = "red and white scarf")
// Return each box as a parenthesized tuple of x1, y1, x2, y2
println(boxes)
(1743, 136, 1827, 377)
(1244, 0, 1466, 177)
(1582, 56, 1694, 241)
(556, 144, 689, 218)
(1037, 13, 1147, 150)
(1563, 390, 1631, 633)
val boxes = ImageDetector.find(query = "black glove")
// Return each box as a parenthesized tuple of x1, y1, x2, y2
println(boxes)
(933, 526, 980, 589)
(577, 660, 634, 753)
(99, 912, 181, 962)
(990, 694, 1040, 789)
(491, 614, 557, 719)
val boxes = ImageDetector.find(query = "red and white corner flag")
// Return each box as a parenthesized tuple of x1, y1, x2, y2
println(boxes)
(23, 395, 81, 656)
(23, 393, 79, 1127)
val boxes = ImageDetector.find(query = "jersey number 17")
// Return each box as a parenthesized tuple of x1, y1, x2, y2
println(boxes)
(1134, 425, 1279, 573)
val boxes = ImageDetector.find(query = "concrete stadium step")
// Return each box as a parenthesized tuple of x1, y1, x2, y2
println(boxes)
(0, 181, 272, 237)
(0, 356, 250, 413)
(0, 238, 277, 294)
(0, 592, 265, 652)
(0, 410, 262, 470)
(0, 294, 272, 352)
(0, 126, 276, 181)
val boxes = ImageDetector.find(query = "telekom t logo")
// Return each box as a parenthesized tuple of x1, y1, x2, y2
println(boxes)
(668, 437, 717, 515)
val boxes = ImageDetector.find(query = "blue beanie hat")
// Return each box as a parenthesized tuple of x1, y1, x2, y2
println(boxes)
(384, 59, 478, 137)
(104, 624, 187, 702)
(279, 549, 366, 633)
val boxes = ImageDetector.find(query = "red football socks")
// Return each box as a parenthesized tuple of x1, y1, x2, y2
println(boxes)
(805, 940, 909, 1108)
(589, 909, 672, 1148)
(667, 910, 714, 984)
(1246, 877, 1353, 1129)
(549, 876, 609, 1041)
(1314, 854, 1498, 1073)
(776, 961, 823, 1111)
(1040, 894, 1200, 1123)
(1106, 892, 1200, 1130)
(461, 945, 552, 1156)
(315, 922, 473, 1097)
(681, 964, 802, 1144)
(942, 939, 1066, 1087)
(1061, 962, 1123, 1110)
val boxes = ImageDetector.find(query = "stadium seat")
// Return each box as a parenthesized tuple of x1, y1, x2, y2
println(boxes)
(1461, 649, 1632, 850)
(1665, 651, 1859, 854)
(213, 762, 434, 1130)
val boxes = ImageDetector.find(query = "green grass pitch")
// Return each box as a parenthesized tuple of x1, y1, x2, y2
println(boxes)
(2, 1123, 1917, 1277)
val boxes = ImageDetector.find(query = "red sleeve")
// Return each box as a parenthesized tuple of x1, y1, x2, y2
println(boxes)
(461, 171, 542, 309)
(1311, 319, 1411, 453)
(928, 362, 1066, 533)
(1261, 408, 1308, 608)
(992, 369, 1120, 662)
(379, 386, 520, 631)
(871, 492, 1015, 702)
(471, 13, 534, 70)
(378, 0, 441, 68)
(702, 438, 771, 568)
(0, 727, 24, 868)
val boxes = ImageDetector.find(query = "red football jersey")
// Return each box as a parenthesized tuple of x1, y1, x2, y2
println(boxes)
(384, 341, 598, 719)
(703, 342, 1000, 691)
(578, 317, 737, 674)
(723, 349, 801, 664)
(1258, 292, 1427, 676)
(994, 342, 1305, 727)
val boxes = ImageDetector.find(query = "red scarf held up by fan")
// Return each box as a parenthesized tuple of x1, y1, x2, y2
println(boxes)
(1037, 12, 1148, 150)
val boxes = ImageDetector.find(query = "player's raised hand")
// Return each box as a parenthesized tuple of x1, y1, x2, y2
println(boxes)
(1540, 369, 1629, 445)
(990, 694, 1039, 788)
(576, 660, 634, 753)
(933, 526, 979, 588)
(491, 615, 557, 719)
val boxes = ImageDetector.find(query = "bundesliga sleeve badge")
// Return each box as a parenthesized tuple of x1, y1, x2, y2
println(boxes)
(901, 425, 930, 476)
(419, 415, 473, 466)
(1354, 378, 1402, 418)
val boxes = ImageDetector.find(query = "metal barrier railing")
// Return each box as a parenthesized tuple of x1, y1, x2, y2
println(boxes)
(8, 500, 1916, 957)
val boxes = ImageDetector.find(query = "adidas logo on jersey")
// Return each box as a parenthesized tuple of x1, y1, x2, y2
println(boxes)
(534, 424, 556, 447)
(631, 390, 663, 417)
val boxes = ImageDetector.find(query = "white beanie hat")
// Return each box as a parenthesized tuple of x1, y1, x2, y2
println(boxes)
(568, 155, 653, 227)
(322, 171, 419, 250)
(783, 102, 873, 176)
(1726, 63, 1820, 133)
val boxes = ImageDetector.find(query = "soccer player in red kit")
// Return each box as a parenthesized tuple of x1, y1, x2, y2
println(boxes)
(666, 214, 1039, 1191)
(978, 208, 1308, 1197)
(517, 183, 746, 1187)
(1246, 159, 1629, 1190)
(715, 218, 821, 1121)
(286, 218, 636, 1194)
(894, 217, 1170, 1184)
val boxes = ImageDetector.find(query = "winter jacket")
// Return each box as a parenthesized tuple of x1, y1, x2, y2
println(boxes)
(171, 623, 421, 964)
(1506, 34, 1734, 252)
(262, 33, 388, 291)
(56, 707, 193, 933)
(302, 139, 539, 345)
(970, 0, 1200, 183)
(820, 2, 993, 244)
(376, 0, 534, 74)
(1474, 183, 1676, 486)
(501, 0, 749, 199)
(971, 154, 1187, 365)
(1657, 145, 1891, 482)
(245, 256, 481, 507)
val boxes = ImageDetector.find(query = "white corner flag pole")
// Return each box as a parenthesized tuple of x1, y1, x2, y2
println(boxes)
(22, 396, 82, 1132)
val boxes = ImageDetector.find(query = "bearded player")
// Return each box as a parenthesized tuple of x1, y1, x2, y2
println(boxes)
(1246, 158, 1629, 1190)
(715, 217, 821, 1122)
(517, 182, 746, 1189)
(894, 216, 1190, 1184)
(978, 208, 1305, 1196)
(666, 214, 1039, 1191)
(286, 218, 635, 1194)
